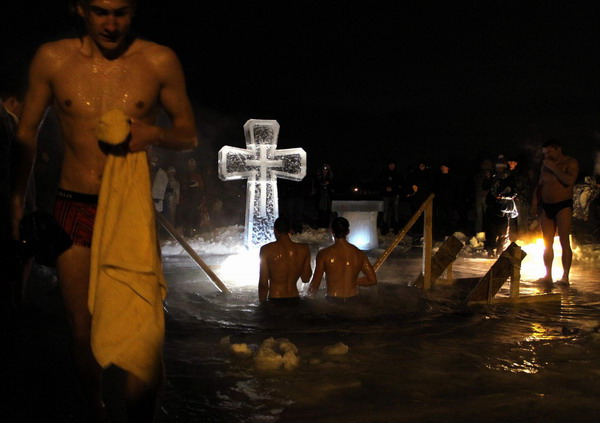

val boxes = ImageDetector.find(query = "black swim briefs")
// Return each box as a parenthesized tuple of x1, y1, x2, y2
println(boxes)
(541, 199, 573, 220)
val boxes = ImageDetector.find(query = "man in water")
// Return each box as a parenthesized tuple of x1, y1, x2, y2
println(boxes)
(10, 0, 197, 420)
(259, 217, 312, 304)
(531, 139, 579, 284)
(307, 217, 377, 302)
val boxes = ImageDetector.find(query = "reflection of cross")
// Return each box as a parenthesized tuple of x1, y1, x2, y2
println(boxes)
(218, 119, 307, 247)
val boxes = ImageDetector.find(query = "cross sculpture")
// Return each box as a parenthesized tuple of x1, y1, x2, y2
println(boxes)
(218, 119, 307, 247)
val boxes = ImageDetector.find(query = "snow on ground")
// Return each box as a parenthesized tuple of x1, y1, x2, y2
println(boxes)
(160, 225, 600, 265)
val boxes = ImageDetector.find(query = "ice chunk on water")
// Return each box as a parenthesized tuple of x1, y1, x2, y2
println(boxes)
(322, 342, 349, 356)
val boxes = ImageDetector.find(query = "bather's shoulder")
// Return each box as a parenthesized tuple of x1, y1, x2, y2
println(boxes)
(132, 39, 181, 65)
(33, 38, 80, 62)
(28, 39, 82, 78)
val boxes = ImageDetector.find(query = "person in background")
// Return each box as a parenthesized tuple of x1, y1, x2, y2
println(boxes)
(315, 163, 334, 229)
(164, 166, 180, 227)
(1, 82, 26, 323)
(482, 156, 517, 258)
(380, 160, 403, 235)
(433, 160, 458, 240)
(406, 159, 433, 243)
(507, 155, 533, 239)
(179, 157, 204, 236)
(473, 158, 493, 235)
(150, 154, 168, 214)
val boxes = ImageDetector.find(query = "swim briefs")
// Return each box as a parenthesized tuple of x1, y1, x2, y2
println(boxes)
(53, 189, 98, 248)
(541, 199, 573, 220)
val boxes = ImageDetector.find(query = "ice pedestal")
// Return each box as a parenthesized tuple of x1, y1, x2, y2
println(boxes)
(332, 200, 383, 250)
(218, 120, 307, 247)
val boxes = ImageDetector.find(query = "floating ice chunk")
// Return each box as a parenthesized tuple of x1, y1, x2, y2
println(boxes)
(253, 337, 300, 371)
(219, 336, 231, 351)
(322, 342, 349, 356)
(254, 346, 285, 371)
(231, 343, 253, 358)
(282, 350, 300, 371)
(278, 338, 298, 354)
(259, 337, 278, 351)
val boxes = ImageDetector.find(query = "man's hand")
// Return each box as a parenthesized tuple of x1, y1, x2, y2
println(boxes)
(128, 120, 162, 152)
(542, 159, 557, 173)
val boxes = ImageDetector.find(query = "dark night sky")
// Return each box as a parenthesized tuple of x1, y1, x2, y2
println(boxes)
(3, 0, 600, 183)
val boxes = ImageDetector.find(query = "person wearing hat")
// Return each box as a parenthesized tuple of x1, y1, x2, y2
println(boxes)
(482, 155, 518, 257)
(507, 155, 534, 239)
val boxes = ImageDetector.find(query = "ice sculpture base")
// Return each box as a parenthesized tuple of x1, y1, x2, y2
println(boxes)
(332, 201, 384, 250)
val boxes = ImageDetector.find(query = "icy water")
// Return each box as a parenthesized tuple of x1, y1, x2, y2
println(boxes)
(158, 250, 600, 423)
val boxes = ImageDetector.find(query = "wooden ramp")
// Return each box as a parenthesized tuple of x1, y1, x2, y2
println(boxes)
(442, 244, 561, 305)
(411, 235, 463, 289)
(466, 242, 524, 303)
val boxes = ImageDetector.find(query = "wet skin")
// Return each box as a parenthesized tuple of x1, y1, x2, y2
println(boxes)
(308, 237, 377, 299)
(532, 146, 579, 283)
(259, 231, 312, 302)
(10, 0, 197, 421)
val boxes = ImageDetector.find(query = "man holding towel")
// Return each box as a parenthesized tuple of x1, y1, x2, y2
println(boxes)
(10, 0, 197, 421)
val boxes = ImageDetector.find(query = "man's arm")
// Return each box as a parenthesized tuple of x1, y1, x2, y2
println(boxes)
(129, 47, 198, 152)
(543, 158, 579, 188)
(258, 247, 270, 303)
(530, 171, 543, 217)
(307, 251, 325, 296)
(357, 255, 377, 286)
(10, 44, 54, 239)
(300, 245, 312, 283)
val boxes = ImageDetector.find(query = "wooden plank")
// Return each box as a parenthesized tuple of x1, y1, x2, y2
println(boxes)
(422, 201, 433, 289)
(466, 243, 526, 304)
(374, 193, 434, 272)
(469, 293, 562, 305)
(156, 212, 230, 294)
(411, 235, 464, 288)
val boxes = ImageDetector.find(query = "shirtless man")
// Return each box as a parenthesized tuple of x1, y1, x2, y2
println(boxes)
(258, 217, 312, 303)
(10, 1, 197, 421)
(531, 139, 579, 284)
(307, 217, 377, 302)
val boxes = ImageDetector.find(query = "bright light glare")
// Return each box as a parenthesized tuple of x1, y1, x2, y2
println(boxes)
(517, 236, 570, 281)
(217, 249, 260, 288)
(349, 232, 369, 249)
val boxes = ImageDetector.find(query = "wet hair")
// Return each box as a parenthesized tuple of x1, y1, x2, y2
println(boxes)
(274, 217, 291, 234)
(331, 217, 350, 238)
(542, 139, 562, 149)
(75, 0, 138, 7)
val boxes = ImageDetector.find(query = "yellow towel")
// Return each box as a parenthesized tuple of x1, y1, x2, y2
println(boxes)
(89, 149, 166, 384)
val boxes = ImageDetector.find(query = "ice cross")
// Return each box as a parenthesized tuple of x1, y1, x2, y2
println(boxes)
(218, 119, 307, 247)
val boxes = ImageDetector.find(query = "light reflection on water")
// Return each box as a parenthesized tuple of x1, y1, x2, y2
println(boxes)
(159, 255, 600, 423)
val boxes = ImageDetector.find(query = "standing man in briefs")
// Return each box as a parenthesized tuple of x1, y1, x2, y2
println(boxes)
(308, 217, 377, 302)
(531, 139, 579, 285)
(259, 217, 312, 304)
(10, 0, 198, 421)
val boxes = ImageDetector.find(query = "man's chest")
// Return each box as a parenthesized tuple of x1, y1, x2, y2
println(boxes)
(51, 58, 160, 118)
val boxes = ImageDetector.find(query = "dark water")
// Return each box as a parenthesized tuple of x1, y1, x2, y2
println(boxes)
(158, 254, 600, 423)
(4, 250, 599, 422)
